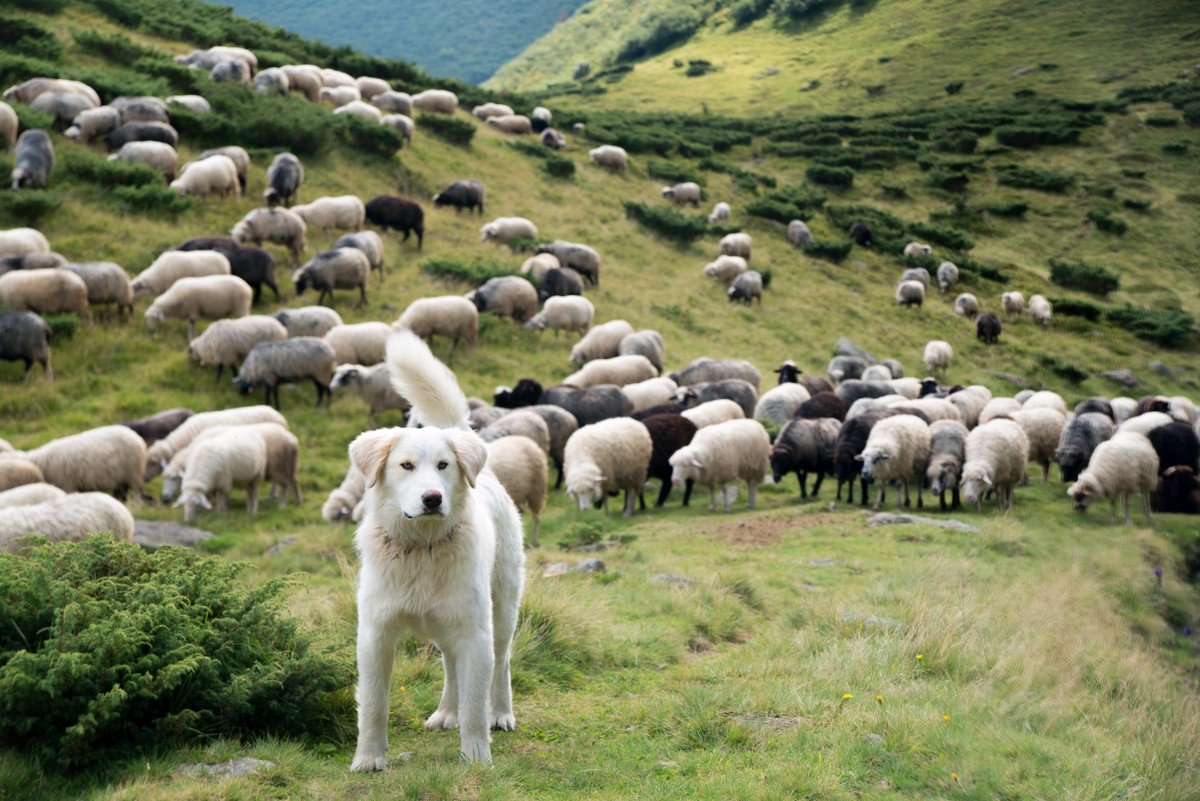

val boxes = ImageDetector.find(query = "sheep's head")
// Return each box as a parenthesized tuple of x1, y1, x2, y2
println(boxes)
(479, 225, 496, 242)
(175, 490, 211, 522)
(929, 462, 959, 496)
(566, 465, 605, 511)
(669, 451, 702, 486)
(1067, 475, 1104, 511)
(523, 313, 547, 331)
(960, 465, 993, 504)
(10, 167, 29, 191)
(144, 307, 166, 331)
(856, 447, 889, 479)
(769, 447, 793, 484)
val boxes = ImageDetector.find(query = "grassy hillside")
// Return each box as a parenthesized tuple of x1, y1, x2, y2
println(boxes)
(0, 0, 1198, 798)
(226, 0, 589, 84)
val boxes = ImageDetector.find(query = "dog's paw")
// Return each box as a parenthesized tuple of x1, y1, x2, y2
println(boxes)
(350, 752, 387, 772)
(490, 712, 516, 731)
(424, 710, 458, 730)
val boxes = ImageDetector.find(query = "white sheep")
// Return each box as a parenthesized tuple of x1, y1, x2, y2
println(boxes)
(0, 458, 43, 491)
(165, 422, 299, 507)
(954, 293, 979, 319)
(323, 321, 390, 365)
(0, 482, 65, 509)
(936, 261, 959, 293)
(322, 462, 366, 523)
(753, 383, 812, 423)
(145, 275, 253, 339)
(890, 396, 962, 423)
(525, 295, 594, 338)
(0, 269, 91, 323)
(479, 216, 538, 244)
(467, 276, 539, 323)
(487, 435, 548, 546)
(0, 101, 16, 149)
(0, 227, 50, 257)
(978, 397, 1022, 426)
(486, 114, 533, 134)
(564, 417, 652, 516)
(253, 67, 290, 94)
(291, 196, 366, 239)
(230, 207, 308, 265)
(170, 154, 240, 198)
(709, 202, 731, 224)
(320, 68, 356, 87)
(857, 414, 932, 511)
(1068, 432, 1158, 524)
(0, 493, 134, 551)
(144, 406, 287, 479)
(588, 145, 628, 170)
(703, 255, 747, 284)
(1010, 407, 1067, 483)
(895, 280, 925, 308)
(661, 182, 701, 206)
(395, 296, 478, 352)
(65, 105, 120, 142)
(274, 306, 343, 338)
(922, 340, 952, 376)
(719, 232, 752, 259)
(563, 354, 658, 389)
(187, 314, 288, 379)
(903, 241, 932, 257)
(411, 89, 458, 114)
(319, 85, 361, 108)
(569, 319, 633, 365)
(681, 398, 746, 429)
(669, 418, 771, 512)
(334, 100, 383, 123)
(961, 418, 1030, 512)
(16, 425, 146, 499)
(531, 106, 552, 122)
(167, 94, 211, 114)
(108, 140, 178, 181)
(380, 114, 414, 144)
(355, 76, 390, 99)
(331, 362, 410, 427)
(617, 330, 665, 371)
(292, 248, 370, 306)
(372, 91, 413, 115)
(333, 231, 385, 278)
(1029, 294, 1052, 326)
(520, 252, 560, 282)
(176, 428, 268, 522)
(1022, 390, 1067, 416)
(1116, 411, 1174, 437)
(472, 102, 514, 119)
(131, 250, 231, 299)
(1001, 291, 1025, 321)
(621, 376, 678, 412)
(787, 219, 814, 246)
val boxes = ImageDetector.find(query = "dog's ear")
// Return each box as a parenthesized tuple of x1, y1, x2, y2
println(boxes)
(349, 429, 401, 488)
(446, 429, 488, 489)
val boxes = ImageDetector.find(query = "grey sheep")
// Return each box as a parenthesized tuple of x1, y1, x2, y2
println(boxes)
(937, 261, 959, 293)
(64, 105, 120, 143)
(331, 362, 410, 427)
(467, 275, 539, 323)
(826, 355, 866, 384)
(0, 251, 65, 273)
(518, 404, 579, 488)
(727, 270, 764, 305)
(274, 305, 343, 338)
(234, 336, 337, 409)
(253, 67, 290, 94)
(166, 95, 211, 114)
(30, 91, 96, 127)
(105, 121, 179, 150)
(770, 417, 841, 499)
(535, 241, 601, 286)
(333, 231, 385, 278)
(109, 141, 178, 182)
(0, 310, 51, 380)
(11, 130, 54, 190)
(895, 280, 925, 308)
(292, 248, 370, 306)
(119, 407, 193, 446)
(540, 128, 566, 149)
(264, 153, 304, 207)
(954, 293, 979, 319)
(381, 114, 415, 145)
(927, 419, 968, 511)
(112, 96, 170, 124)
(59, 262, 134, 317)
(541, 384, 632, 427)
(211, 58, 251, 84)
(669, 357, 761, 392)
(231, 207, 308, 265)
(1055, 412, 1116, 483)
(676, 379, 758, 417)
(618, 330, 665, 372)
(787, 219, 814, 246)
(372, 91, 413, 115)
(477, 409, 552, 455)
(899, 267, 930, 288)
(188, 314, 288, 380)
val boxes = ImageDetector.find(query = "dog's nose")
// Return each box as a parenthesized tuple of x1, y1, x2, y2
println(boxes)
(421, 491, 442, 510)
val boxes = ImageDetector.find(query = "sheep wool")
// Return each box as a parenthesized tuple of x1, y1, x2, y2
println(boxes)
(177, 428, 268, 522)
(144, 406, 288, 479)
(275, 305, 343, 338)
(487, 435, 548, 546)
(132, 250, 231, 299)
(754, 383, 812, 423)
(396, 296, 478, 352)
(331, 362, 411, 428)
(0, 269, 90, 323)
(564, 417, 652, 516)
(20, 425, 147, 499)
(922, 340, 952, 376)
(0, 493, 135, 552)
(858, 414, 932, 511)
(323, 462, 367, 523)
(323, 321, 391, 365)
(681, 398, 746, 429)
(525, 295, 594, 338)
(569, 319, 634, 366)
(188, 315, 288, 380)
(703, 255, 748, 284)
(1010, 407, 1067, 483)
(1068, 431, 1158, 524)
(622, 376, 678, 413)
(669, 418, 771, 512)
(0, 459, 44, 492)
(0, 482, 65, 510)
(145, 275, 253, 339)
(563, 354, 658, 389)
(961, 419, 1030, 512)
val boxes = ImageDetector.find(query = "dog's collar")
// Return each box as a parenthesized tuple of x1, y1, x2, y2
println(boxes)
(378, 523, 460, 557)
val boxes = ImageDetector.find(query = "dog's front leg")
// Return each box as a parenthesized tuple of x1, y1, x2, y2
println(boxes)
(424, 647, 460, 731)
(454, 633, 496, 763)
(351, 622, 397, 772)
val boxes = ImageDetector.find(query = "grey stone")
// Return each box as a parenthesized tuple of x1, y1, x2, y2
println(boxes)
(543, 562, 570, 577)
(133, 520, 214, 550)
(650, 573, 694, 587)
(571, 558, 607, 574)
(862, 733, 885, 746)
(834, 337, 877, 364)
(809, 557, 837, 566)
(570, 540, 621, 553)
(988, 371, 1031, 389)
(176, 758, 275, 778)
(1012, 65, 1035, 76)
(865, 513, 981, 534)
(765, 67, 779, 76)
(840, 610, 903, 630)
(265, 535, 299, 555)
(1101, 369, 1140, 387)
(1148, 361, 1173, 378)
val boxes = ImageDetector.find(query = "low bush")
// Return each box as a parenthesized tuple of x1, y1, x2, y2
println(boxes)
(623, 201, 708, 244)
(418, 114, 475, 146)
(419, 258, 519, 285)
(1083, 183, 1116, 197)
(685, 60, 716, 78)
(1145, 115, 1180, 127)
(881, 183, 907, 198)
(170, 86, 335, 155)
(336, 113, 404, 157)
(1087, 208, 1127, 235)
(71, 29, 163, 63)
(1049, 259, 1120, 296)
(824, 203, 907, 251)
(744, 184, 827, 224)
(543, 152, 575, 178)
(60, 147, 164, 188)
(1037, 354, 1088, 384)
(996, 164, 1075, 191)
(1122, 198, 1152, 211)
(112, 184, 192, 214)
(1106, 305, 1195, 347)
(805, 164, 855, 187)
(945, 81, 965, 95)
(1162, 142, 1189, 155)
(993, 124, 1081, 147)
(0, 15, 63, 61)
(928, 168, 970, 192)
(1046, 297, 1103, 321)
(0, 190, 63, 224)
(802, 240, 853, 262)
(699, 158, 775, 188)
(647, 159, 702, 185)
(983, 199, 1029, 217)
(908, 221, 974, 251)
(1121, 168, 1148, 179)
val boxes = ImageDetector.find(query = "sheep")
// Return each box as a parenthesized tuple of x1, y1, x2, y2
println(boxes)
(954, 293, 979, 319)
(381, 113, 415, 145)
(564, 418, 652, 516)
(176, 429, 268, 522)
(64, 105, 120, 143)
(1168, 396, 1200, 425)
(234, 336, 337, 409)
(275, 66, 320, 101)
(330, 362, 409, 428)
(669, 419, 771, 512)
(976, 313, 1002, 344)
(1075, 397, 1116, 420)
(467, 276, 539, 323)
(1, 493, 134, 551)
(0, 228, 49, 258)
(486, 114, 533, 134)
(111, 96, 169, 123)
(487, 435, 548, 546)
(926, 419, 968, 511)
(0, 311, 51, 380)
(169, 153, 238, 199)
(108, 141, 178, 182)
(264, 153, 304, 207)
(0, 269, 90, 323)
(671, 358, 762, 392)
(848, 221, 873, 246)
(144, 406, 287, 480)
(433, 179, 485, 214)
(771, 417, 841, 499)
(518, 404, 579, 489)
(319, 85, 361, 108)
(534, 241, 600, 285)
(213, 246, 279, 305)
(531, 106, 552, 123)
(621, 376, 678, 412)
(796, 392, 846, 421)
(477, 410, 552, 456)
(833, 409, 896, 505)
(1001, 291, 1025, 321)
(372, 91, 413, 115)
(681, 398, 746, 429)
(539, 128, 566, 149)
(525, 295, 594, 338)
(588, 145, 628, 170)
(1010, 407, 1068, 483)
(676, 378, 758, 418)
(857, 414, 932, 511)
(569, 319, 633, 366)
(1110, 397, 1137, 425)
(292, 196, 366, 240)
(411, 89, 458, 114)
(30, 91, 96, 126)
(1117, 411, 1174, 437)
(892, 396, 961, 423)
(836, 379, 897, 409)
(1067, 432, 1158, 524)
(323, 462, 366, 523)
(105, 121, 179, 150)
(58, 262, 132, 318)
(320, 68, 355, 87)
(395, 296, 478, 352)
(728, 271, 765, 305)
(960, 418, 1030, 512)
(0, 482, 65, 509)
(1, 102, 19, 148)
(3, 78, 100, 106)
(936, 261, 959, 294)
(197, 146, 250, 192)
(753, 383, 812, 423)
(979, 397, 1022, 426)
(1151, 465, 1200, 514)
(119, 407, 193, 446)
(145, 275, 253, 339)
(322, 321, 390, 365)
(1146, 422, 1199, 476)
(207, 46, 257, 75)
(231, 207, 308, 265)
(253, 67, 290, 94)
(355, 78, 389, 100)
(617, 330, 664, 371)
(132, 250, 231, 300)
(541, 384, 632, 427)
(1029, 294, 1052, 326)
(520, 254, 560, 283)
(166, 94, 211, 114)
(862, 364, 892, 382)
(825, 356, 866, 384)
(661, 182, 701, 206)
(0, 251, 66, 273)
(923, 340, 952, 377)
(1023, 390, 1067, 416)
(900, 267, 930, 288)
(704, 255, 748, 284)
(895, 280, 926, 308)
(709, 202, 732, 224)
(882, 359, 906, 378)
(359, 196, 425, 250)
(160, 422, 300, 507)
(468, 404, 507, 431)
(903, 241, 932, 257)
(334, 100, 384, 123)
(563, 354, 658, 389)
(480, 216, 538, 244)
(10, 130, 54, 190)
(187, 315, 288, 380)
(472, 103, 514, 120)
(274, 306, 343, 338)
(292, 248, 370, 306)
(16, 425, 147, 499)
(0, 456, 44, 492)
(787, 219, 814, 246)
(332, 231, 384, 280)
(538, 267, 585, 303)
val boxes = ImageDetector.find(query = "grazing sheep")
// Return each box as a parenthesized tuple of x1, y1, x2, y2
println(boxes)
(637, 412, 699, 507)
(1075, 397, 1115, 421)
(292, 196, 366, 240)
(64, 105, 120, 143)
(1110, 397, 1137, 425)
(661, 182, 701, 206)
(216, 246, 279, 305)
(0, 228, 49, 258)
(771, 417, 841, 499)
(105, 121, 178, 150)
(371, 91, 413, 114)
(170, 154, 239, 198)
(588, 145, 628, 170)
(900, 268, 931, 289)
(188, 315, 288, 379)
(826, 356, 866, 384)
(144, 406, 287, 480)
(671, 358, 762, 392)
(836, 379, 897, 409)
(848, 221, 873, 246)
(1029, 294, 1052, 326)
(486, 435, 547, 546)
(274, 306, 343, 338)
(331, 362, 410, 428)
(320, 68, 355, 87)
(709, 202, 732, 224)
(334, 100, 384, 123)
(961, 419, 1030, 512)
(539, 128, 566, 149)
(979, 397, 1022, 426)
(0, 310, 52, 380)
(161, 422, 300, 508)
(892, 396, 961, 423)
(323, 462, 366, 523)
(119, 407, 193, 446)
(1068, 432, 1158, 524)
(0, 269, 90, 323)
(564, 418, 652, 516)
(30, 91, 96, 127)
(381, 114, 415, 145)
(109, 141, 178, 181)
(145, 275, 253, 339)
(197, 146, 250, 192)
(787, 219, 814, 247)
(927, 419, 968, 511)
(754, 383, 812, 423)
(432, 179, 485, 215)
(796, 392, 846, 421)
(1010, 407, 1068, 483)
(319, 85, 361, 108)
(669, 419, 771, 512)
(704, 255, 748, 284)
(0, 459, 43, 492)
(132, 250, 231, 299)
(176, 429, 267, 522)
(10, 130, 54, 190)
(681, 398, 746, 429)
(477, 410, 552, 456)
(363, 196, 424, 249)
(536, 267, 584, 302)
(0, 482, 65, 509)
(569, 319, 634, 366)
(525, 295, 594, 338)
(235, 336, 337, 409)
(480, 216, 538, 244)
(517, 405, 578, 489)
(468, 276, 538, 323)
(395, 296, 478, 352)
(4, 78, 100, 106)
(728, 271, 764, 305)
(16, 425, 146, 499)
(473, 101, 515, 118)
(253, 67, 290, 94)
(1117, 411, 1174, 437)
(1001, 291, 1025, 321)
(621, 376, 678, 412)
(0, 493, 134, 551)
(486, 114, 533, 134)
(111, 96, 168, 124)
(292, 248, 370, 306)
(857, 414, 932, 511)
(333, 231, 385, 279)
(1023, 390, 1067, 416)
(411, 89, 458, 114)
(541, 384, 632, 427)
(923, 340, 952, 376)
(564, 354, 658, 389)
(0, 101, 15, 148)
(323, 321, 390, 365)
(895, 280, 925, 308)
(1151, 465, 1200, 515)
(976, 313, 1002, 344)
(862, 365, 892, 382)
(209, 46, 257, 74)
(617, 329, 665, 371)
(277, 66, 321, 101)
(1168, 396, 1200, 425)
(834, 409, 897, 505)
(954, 293, 979, 319)
(534, 241, 600, 285)
(936, 261, 959, 294)
(1146, 422, 1199, 476)
(264, 153, 304, 207)
(231, 207, 308, 265)
(903, 241, 932, 257)
(167, 94, 210, 114)
(531, 106, 552, 123)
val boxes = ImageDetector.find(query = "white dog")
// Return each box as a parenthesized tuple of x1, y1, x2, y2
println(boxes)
(349, 330, 525, 769)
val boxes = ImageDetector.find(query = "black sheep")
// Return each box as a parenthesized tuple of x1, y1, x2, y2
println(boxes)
(1054, 412, 1115, 483)
(833, 409, 898, 505)
(227, 246, 279, 304)
(494, 378, 543, 409)
(1147, 421, 1200, 475)
(795, 391, 846, 421)
(848, 221, 873, 247)
(631, 401, 687, 420)
(834, 379, 895, 408)
(771, 418, 840, 499)
(365, 195, 424, 249)
(11, 130, 54, 190)
(1150, 466, 1200, 514)
(105, 121, 178, 150)
(677, 379, 758, 417)
(537, 267, 584, 302)
(976, 313, 1002, 344)
(176, 235, 240, 252)
(0, 310, 52, 380)
(1074, 397, 1115, 420)
(432, 179, 485, 215)
(119, 407, 194, 446)
(1134, 395, 1171, 416)
(641, 413, 698, 507)
(774, 360, 800, 385)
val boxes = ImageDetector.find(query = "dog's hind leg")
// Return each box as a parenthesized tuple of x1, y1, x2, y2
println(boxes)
(351, 621, 398, 772)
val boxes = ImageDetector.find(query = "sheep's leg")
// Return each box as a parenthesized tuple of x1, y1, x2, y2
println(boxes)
(623, 488, 636, 517)
(722, 484, 733, 513)
(916, 478, 923, 510)
(939, 489, 947, 512)
(1041, 462, 1050, 484)
(187, 319, 197, 340)
(601, 494, 610, 515)
(359, 284, 367, 306)
(747, 481, 758, 510)
(654, 478, 673, 507)
(216, 491, 229, 514)
(637, 490, 646, 512)
(682, 478, 694, 507)
(837, 480, 845, 502)
(247, 478, 260, 515)
(951, 486, 960, 511)
(21, 359, 32, 381)
(1122, 493, 1132, 525)
(707, 484, 717, 512)
(1143, 492, 1153, 522)
(873, 485, 883, 512)
(798, 471, 808, 499)
(811, 471, 824, 497)
(555, 462, 564, 490)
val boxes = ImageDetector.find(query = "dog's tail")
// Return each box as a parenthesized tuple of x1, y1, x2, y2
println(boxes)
(386, 329, 470, 429)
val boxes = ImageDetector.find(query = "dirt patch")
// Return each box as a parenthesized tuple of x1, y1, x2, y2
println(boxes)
(707, 512, 842, 548)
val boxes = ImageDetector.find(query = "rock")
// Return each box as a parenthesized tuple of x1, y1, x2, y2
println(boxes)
(1147, 361, 1173, 378)
(1101, 369, 1139, 387)
(765, 67, 779, 76)
(987, 371, 1030, 389)
(800, 80, 820, 92)
(809, 557, 837, 566)
(862, 733, 885, 747)
(834, 337, 877, 365)
(840, 610, 903, 630)
(1012, 65, 1035, 76)
(543, 562, 569, 577)
(175, 758, 275, 778)
(265, 535, 299, 555)
(571, 558, 606, 574)
(650, 573, 694, 587)
(133, 520, 214, 550)
(570, 540, 621, 553)
(865, 512, 981, 534)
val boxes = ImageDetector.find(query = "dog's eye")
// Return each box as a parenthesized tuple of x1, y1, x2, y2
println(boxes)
(437, 461, 448, 470)
(401, 461, 414, 471)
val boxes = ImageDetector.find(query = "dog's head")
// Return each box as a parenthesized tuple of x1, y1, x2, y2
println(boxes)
(349, 425, 487, 523)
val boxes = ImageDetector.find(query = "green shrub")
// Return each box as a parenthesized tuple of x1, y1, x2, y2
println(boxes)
(1162, 142, 1189, 155)
(908, 221, 974, 251)
(615, 6, 702, 62)
(1037, 354, 1088, 384)
(952, 255, 1009, 284)
(0, 15, 63, 61)
(1122, 198, 1151, 211)
(700, 158, 775, 188)
(1046, 296, 1103, 321)
(1107, 305, 1195, 347)
(805, 164, 854, 187)
(646, 160, 702, 185)
(419, 259, 520, 285)
(996, 164, 1075, 191)
(112, 184, 192, 214)
(0, 538, 353, 772)
(945, 81, 965, 95)
(59, 148, 161, 188)
(71, 28, 162, 62)
(993, 123, 1081, 148)
(623, 201, 708, 244)
(12, 102, 56, 133)
(543, 152, 575, 179)
(928, 168, 970, 192)
(1145, 115, 1180, 127)
(881, 183, 907, 198)
(0, 190, 63, 224)
(772, 0, 840, 21)
(1087, 208, 1127, 235)
(132, 57, 202, 92)
(418, 114, 475, 146)
(42, 312, 78, 341)
(802, 240, 853, 262)
(744, 184, 826, 224)
(825, 203, 907, 251)
(169, 86, 335, 155)
(685, 60, 716, 78)
(1049, 259, 1120, 296)
(337, 113, 404, 157)
(983, 199, 1029, 217)
(1083, 183, 1116, 197)
(0, 53, 58, 92)
(1120, 168, 1147, 179)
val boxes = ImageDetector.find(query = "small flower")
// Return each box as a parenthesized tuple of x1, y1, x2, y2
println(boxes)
(1185, 626, 1194, 636)
(843, 693, 854, 700)
(943, 715, 951, 721)
(917, 654, 924, 661)
(876, 695, 883, 703)
(952, 772, 958, 782)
